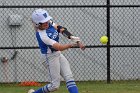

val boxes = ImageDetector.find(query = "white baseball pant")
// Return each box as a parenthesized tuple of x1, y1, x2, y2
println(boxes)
(42, 51, 74, 92)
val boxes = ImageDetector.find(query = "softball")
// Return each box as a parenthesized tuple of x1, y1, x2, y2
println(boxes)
(100, 36, 108, 44)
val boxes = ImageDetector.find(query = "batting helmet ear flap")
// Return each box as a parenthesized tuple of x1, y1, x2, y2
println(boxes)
(32, 20, 40, 27)
(35, 23, 40, 27)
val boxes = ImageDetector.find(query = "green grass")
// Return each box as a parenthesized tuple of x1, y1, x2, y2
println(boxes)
(0, 81, 140, 93)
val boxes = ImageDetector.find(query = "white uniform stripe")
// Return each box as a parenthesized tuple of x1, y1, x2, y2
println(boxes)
(67, 85, 77, 89)
(43, 85, 49, 92)
(42, 87, 45, 93)
(67, 82, 76, 86)
(43, 85, 47, 92)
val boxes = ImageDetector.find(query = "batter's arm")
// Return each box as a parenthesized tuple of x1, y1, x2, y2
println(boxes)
(52, 23, 85, 50)
(52, 42, 75, 51)
(50, 21, 73, 38)
(40, 32, 76, 51)
(52, 23, 72, 37)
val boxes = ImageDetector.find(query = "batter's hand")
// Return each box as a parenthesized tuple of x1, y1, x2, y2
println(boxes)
(70, 36, 80, 42)
(77, 41, 85, 50)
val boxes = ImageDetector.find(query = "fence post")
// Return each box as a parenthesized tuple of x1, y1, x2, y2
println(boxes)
(107, 0, 111, 83)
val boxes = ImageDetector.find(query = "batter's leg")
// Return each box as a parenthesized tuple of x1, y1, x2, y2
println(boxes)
(33, 52, 61, 93)
(60, 54, 79, 93)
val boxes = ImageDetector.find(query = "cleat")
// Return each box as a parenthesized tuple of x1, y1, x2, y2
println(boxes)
(28, 89, 35, 93)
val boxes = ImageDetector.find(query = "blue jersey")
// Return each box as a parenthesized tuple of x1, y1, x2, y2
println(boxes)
(36, 24, 59, 54)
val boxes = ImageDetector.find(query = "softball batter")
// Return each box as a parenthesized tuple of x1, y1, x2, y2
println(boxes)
(28, 9, 85, 93)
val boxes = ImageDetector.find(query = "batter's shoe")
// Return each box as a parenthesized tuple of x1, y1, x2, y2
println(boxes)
(28, 89, 35, 93)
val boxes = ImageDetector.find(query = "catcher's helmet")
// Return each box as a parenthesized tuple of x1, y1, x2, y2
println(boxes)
(32, 9, 52, 25)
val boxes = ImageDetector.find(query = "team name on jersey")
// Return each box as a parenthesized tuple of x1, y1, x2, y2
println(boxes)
(47, 30, 58, 40)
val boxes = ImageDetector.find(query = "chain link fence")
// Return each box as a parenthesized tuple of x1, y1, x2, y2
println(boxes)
(0, 0, 139, 88)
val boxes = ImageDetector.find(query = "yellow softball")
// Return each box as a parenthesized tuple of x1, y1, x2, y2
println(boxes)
(100, 36, 108, 44)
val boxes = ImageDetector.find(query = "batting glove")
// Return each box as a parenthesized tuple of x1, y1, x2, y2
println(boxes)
(70, 36, 80, 42)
